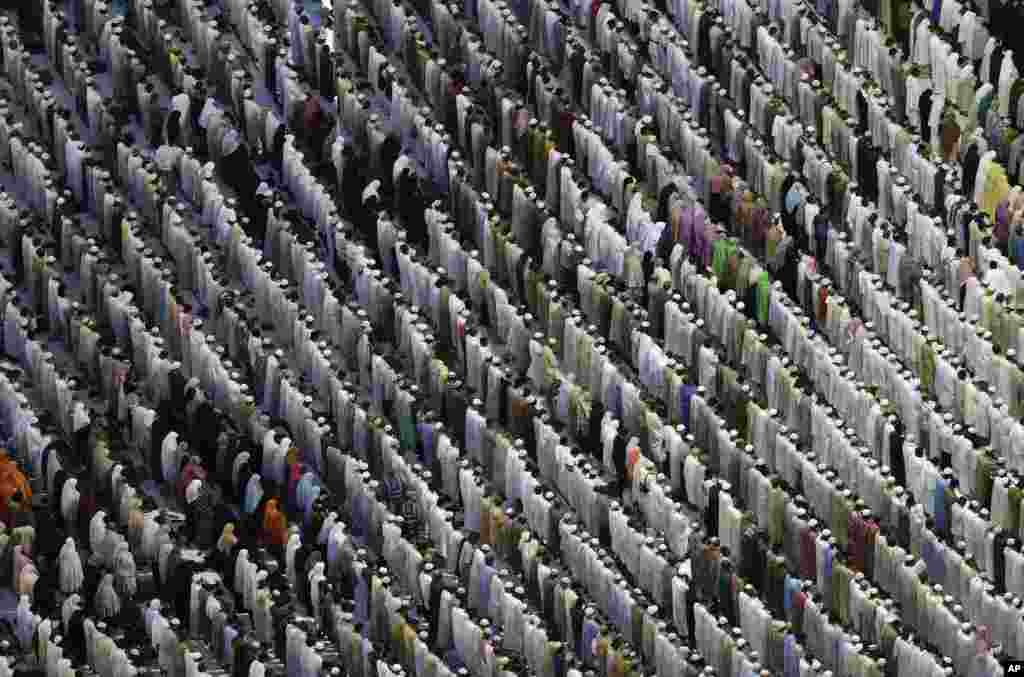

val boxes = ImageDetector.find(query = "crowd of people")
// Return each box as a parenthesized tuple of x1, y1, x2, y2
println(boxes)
(0, 0, 1017, 673)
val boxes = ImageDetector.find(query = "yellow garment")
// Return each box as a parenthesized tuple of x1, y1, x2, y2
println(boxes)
(980, 160, 1011, 219)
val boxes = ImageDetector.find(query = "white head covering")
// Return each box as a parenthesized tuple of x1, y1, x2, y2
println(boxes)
(172, 93, 190, 116)
(145, 599, 162, 638)
(95, 573, 120, 618)
(114, 542, 136, 596)
(15, 594, 33, 648)
(60, 478, 79, 523)
(186, 480, 202, 505)
(234, 550, 250, 596)
(89, 511, 107, 554)
(318, 511, 338, 544)
(286, 532, 302, 585)
(58, 538, 83, 594)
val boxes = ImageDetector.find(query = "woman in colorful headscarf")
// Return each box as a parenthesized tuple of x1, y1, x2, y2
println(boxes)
(177, 456, 208, 502)
(218, 523, 238, 554)
(0, 452, 30, 529)
(261, 498, 288, 551)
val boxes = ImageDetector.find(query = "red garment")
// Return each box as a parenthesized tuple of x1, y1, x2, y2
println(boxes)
(848, 513, 866, 572)
(178, 463, 208, 500)
(626, 445, 641, 480)
(288, 462, 304, 506)
(800, 527, 817, 580)
(816, 286, 829, 323)
(261, 499, 288, 546)
(303, 96, 323, 132)
(750, 207, 771, 247)
(557, 111, 575, 143)
(77, 490, 98, 532)
(791, 589, 807, 628)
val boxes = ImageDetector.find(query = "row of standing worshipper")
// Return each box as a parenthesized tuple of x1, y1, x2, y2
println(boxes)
(323, 0, 1019, 659)
(158, 0, 337, 163)
(29, 82, 999, 677)
(317, 1, 1015, 671)
(119, 0, 1024, 671)
(327, 0, 790, 561)
(116, 21, 716, 675)
(621, 0, 1024, 553)
(0, 21, 684, 677)
(317, 0, 888, 561)
(38, 0, 335, 407)
(374, 105, 1015, 677)
(35, 0, 357, 552)
(577, 0, 1024, 561)
(0, 118, 262, 630)
(494, 0, 1024, 399)
(39, 0, 581, 630)
(0, 234, 179, 659)
(647, 0, 1024, 401)
(16, 3, 1015, 675)
(40, 0, 281, 235)
(0, 118, 364, 671)
(48, 0, 419, 561)
(18, 0, 327, 565)
(0, 13, 382, 675)
(188, 0, 426, 260)
(411, 0, 1024, 589)
(9, 11, 823, 677)
(260, 141, 995, 677)
(323, 0, 1024, 671)
(0, 17, 970, 677)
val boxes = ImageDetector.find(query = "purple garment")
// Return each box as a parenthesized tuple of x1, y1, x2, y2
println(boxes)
(680, 206, 696, 254)
(681, 384, 697, 427)
(691, 205, 708, 260)
(418, 422, 436, 465)
(995, 200, 1011, 244)
(784, 635, 799, 677)
(355, 574, 369, 624)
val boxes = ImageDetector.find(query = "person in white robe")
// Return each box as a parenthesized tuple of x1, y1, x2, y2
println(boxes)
(95, 573, 120, 619)
(58, 538, 83, 593)
(60, 478, 79, 529)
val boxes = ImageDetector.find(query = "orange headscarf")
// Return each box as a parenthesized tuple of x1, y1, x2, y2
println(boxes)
(262, 499, 288, 546)
(0, 452, 31, 510)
